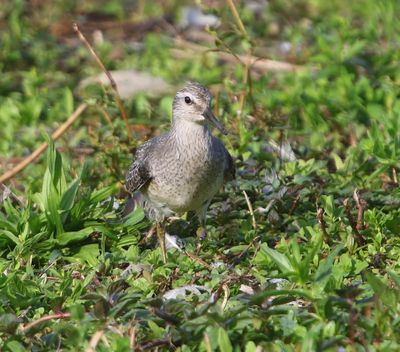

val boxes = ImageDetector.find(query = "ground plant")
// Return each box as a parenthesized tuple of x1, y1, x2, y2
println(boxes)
(0, 0, 400, 351)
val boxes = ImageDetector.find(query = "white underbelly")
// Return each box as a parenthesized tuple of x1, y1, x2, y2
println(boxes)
(145, 173, 224, 214)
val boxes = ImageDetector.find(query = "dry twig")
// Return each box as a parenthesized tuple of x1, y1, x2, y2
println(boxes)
(221, 284, 229, 310)
(97, 106, 115, 130)
(243, 190, 257, 230)
(138, 337, 174, 351)
(21, 312, 71, 333)
(184, 251, 212, 270)
(101, 334, 111, 348)
(392, 167, 398, 185)
(353, 190, 367, 232)
(172, 38, 302, 73)
(226, 0, 248, 36)
(0, 103, 87, 184)
(73, 23, 131, 140)
(236, 236, 260, 259)
(343, 198, 365, 246)
(288, 194, 301, 215)
(317, 208, 329, 243)
(129, 324, 137, 350)
(86, 330, 104, 352)
(203, 333, 213, 352)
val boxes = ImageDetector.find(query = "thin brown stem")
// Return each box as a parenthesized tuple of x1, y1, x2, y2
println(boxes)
(21, 312, 71, 333)
(353, 190, 367, 232)
(129, 324, 137, 350)
(243, 190, 256, 230)
(138, 337, 174, 351)
(236, 236, 260, 259)
(97, 106, 115, 131)
(392, 167, 398, 184)
(221, 284, 229, 310)
(203, 333, 212, 352)
(86, 330, 104, 352)
(289, 194, 301, 215)
(172, 39, 301, 72)
(343, 198, 365, 246)
(0, 103, 87, 184)
(224, 0, 253, 121)
(226, 0, 247, 36)
(184, 250, 212, 270)
(317, 208, 329, 243)
(73, 23, 131, 140)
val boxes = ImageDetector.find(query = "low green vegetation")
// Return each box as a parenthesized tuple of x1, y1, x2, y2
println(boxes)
(1, 0, 400, 350)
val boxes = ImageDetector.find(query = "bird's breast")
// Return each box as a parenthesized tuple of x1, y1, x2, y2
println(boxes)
(145, 143, 225, 213)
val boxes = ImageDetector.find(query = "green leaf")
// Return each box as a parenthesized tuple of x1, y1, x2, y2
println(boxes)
(321, 195, 336, 218)
(315, 245, 344, 285)
(63, 87, 74, 116)
(218, 328, 232, 352)
(67, 244, 100, 266)
(331, 152, 344, 170)
(42, 168, 63, 234)
(226, 244, 249, 254)
(45, 135, 63, 189)
(69, 304, 85, 320)
(388, 270, 400, 288)
(89, 185, 118, 204)
(4, 340, 26, 352)
(0, 230, 21, 245)
(122, 207, 145, 228)
(245, 342, 257, 352)
(260, 244, 294, 273)
(365, 271, 399, 308)
(365, 271, 385, 296)
(250, 289, 313, 305)
(60, 179, 80, 212)
(57, 227, 94, 245)
(147, 320, 164, 338)
(0, 313, 20, 334)
(297, 233, 323, 283)
(60, 176, 81, 224)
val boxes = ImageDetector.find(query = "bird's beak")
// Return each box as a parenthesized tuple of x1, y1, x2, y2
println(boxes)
(202, 107, 228, 135)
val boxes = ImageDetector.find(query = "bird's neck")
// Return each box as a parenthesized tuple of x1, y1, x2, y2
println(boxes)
(171, 118, 212, 147)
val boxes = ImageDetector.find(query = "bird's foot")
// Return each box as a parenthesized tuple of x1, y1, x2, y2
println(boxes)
(138, 224, 157, 246)
(196, 226, 207, 241)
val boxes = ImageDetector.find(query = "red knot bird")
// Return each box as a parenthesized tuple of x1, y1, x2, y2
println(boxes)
(126, 81, 235, 262)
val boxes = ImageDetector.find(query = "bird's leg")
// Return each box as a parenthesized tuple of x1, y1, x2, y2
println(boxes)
(196, 201, 210, 253)
(156, 222, 167, 263)
(141, 224, 157, 245)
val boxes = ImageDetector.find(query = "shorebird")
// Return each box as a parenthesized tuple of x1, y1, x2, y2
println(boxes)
(126, 81, 235, 262)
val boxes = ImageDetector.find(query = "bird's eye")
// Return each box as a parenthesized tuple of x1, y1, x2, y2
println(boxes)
(184, 96, 192, 104)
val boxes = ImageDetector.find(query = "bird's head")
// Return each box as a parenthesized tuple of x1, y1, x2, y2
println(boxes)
(172, 81, 227, 135)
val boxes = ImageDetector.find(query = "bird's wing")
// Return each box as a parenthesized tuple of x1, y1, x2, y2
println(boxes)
(224, 148, 236, 181)
(125, 143, 153, 193)
(214, 137, 235, 181)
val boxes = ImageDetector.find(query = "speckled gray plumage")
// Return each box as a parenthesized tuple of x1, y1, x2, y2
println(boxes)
(126, 81, 234, 223)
